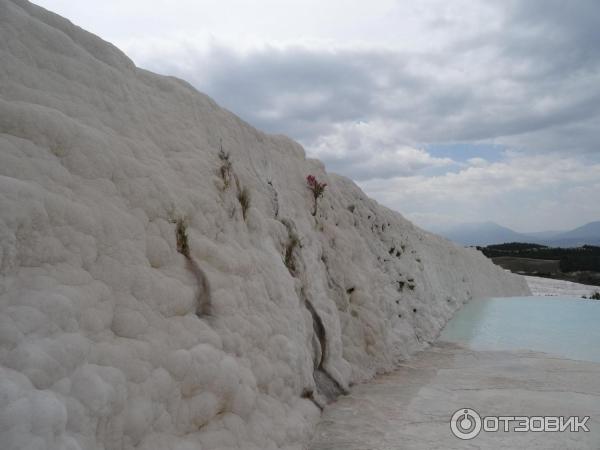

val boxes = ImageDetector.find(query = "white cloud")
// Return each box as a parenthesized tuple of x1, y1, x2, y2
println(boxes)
(36, 0, 501, 54)
(33, 0, 600, 230)
(466, 157, 489, 168)
(308, 120, 454, 180)
(360, 153, 600, 231)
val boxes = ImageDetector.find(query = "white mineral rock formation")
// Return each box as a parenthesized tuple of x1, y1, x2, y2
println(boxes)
(0, 1, 530, 449)
(525, 275, 599, 297)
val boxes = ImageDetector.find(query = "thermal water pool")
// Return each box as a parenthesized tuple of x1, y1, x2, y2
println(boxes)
(440, 296, 600, 363)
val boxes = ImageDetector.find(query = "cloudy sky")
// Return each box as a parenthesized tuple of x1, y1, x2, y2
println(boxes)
(36, 0, 600, 232)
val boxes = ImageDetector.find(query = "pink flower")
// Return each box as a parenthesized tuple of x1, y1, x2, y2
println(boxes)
(306, 175, 327, 212)
(306, 174, 326, 216)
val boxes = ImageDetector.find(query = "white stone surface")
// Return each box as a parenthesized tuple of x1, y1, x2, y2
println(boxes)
(525, 275, 599, 297)
(0, 1, 530, 449)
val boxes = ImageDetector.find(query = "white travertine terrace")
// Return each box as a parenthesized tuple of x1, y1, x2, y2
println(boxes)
(525, 275, 598, 297)
(0, 1, 530, 448)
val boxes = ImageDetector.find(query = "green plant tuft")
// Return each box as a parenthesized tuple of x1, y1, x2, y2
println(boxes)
(218, 145, 232, 189)
(237, 186, 251, 220)
(175, 218, 190, 258)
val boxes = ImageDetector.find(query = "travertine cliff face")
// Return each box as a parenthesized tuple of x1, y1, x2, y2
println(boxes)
(0, 1, 530, 449)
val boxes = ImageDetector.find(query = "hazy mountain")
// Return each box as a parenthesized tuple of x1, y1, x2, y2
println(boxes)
(435, 221, 600, 247)
(523, 230, 562, 240)
(548, 221, 600, 247)
(434, 221, 537, 246)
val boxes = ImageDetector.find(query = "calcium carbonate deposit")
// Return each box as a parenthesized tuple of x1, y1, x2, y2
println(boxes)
(0, 1, 530, 449)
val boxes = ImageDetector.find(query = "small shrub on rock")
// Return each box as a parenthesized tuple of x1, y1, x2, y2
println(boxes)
(306, 175, 327, 216)
(238, 186, 251, 220)
(218, 146, 232, 189)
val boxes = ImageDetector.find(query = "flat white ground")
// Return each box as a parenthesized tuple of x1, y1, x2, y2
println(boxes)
(525, 275, 599, 297)
(309, 342, 600, 449)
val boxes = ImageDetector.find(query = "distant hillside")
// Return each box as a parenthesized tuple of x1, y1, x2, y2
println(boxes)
(548, 221, 600, 247)
(435, 221, 600, 247)
(480, 243, 600, 286)
(436, 221, 539, 246)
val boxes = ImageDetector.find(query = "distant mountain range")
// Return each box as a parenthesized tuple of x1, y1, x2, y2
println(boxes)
(433, 220, 600, 247)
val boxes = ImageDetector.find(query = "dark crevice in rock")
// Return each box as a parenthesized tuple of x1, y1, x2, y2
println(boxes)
(187, 257, 212, 317)
(282, 224, 348, 405)
(305, 298, 327, 369)
(175, 219, 212, 317)
(267, 180, 279, 218)
(314, 368, 348, 403)
(305, 297, 348, 401)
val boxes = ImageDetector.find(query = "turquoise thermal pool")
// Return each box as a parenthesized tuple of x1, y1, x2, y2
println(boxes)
(440, 296, 600, 363)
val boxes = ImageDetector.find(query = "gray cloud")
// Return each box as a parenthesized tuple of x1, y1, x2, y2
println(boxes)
(150, 46, 425, 143)
(42, 0, 598, 229)
(138, 0, 600, 168)
(507, 0, 600, 70)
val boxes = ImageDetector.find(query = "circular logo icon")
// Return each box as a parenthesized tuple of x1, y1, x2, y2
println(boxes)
(450, 408, 482, 440)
